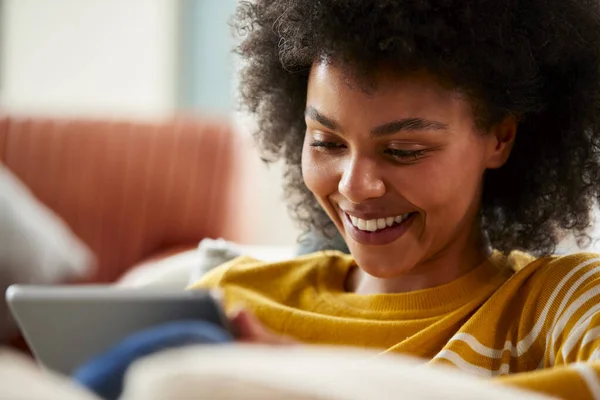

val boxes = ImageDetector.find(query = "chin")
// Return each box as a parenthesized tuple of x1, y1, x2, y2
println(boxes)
(349, 246, 416, 279)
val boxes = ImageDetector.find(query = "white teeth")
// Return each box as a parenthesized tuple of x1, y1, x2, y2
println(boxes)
(348, 213, 413, 232)
(366, 220, 377, 232)
(357, 218, 367, 231)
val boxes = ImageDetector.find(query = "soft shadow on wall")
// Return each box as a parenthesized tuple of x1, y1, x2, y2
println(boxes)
(177, 0, 303, 247)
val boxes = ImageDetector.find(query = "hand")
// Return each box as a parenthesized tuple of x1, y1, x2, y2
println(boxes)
(229, 307, 297, 345)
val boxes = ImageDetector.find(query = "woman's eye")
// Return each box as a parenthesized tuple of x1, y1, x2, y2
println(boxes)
(310, 140, 346, 150)
(385, 148, 427, 163)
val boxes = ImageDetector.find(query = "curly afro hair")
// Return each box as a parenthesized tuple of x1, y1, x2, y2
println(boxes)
(234, 0, 600, 255)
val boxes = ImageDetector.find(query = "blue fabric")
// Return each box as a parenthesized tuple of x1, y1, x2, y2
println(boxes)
(72, 320, 234, 400)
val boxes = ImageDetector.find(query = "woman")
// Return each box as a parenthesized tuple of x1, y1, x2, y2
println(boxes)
(189, 0, 600, 399)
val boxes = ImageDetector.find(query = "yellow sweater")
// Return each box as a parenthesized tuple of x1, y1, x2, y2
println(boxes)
(189, 250, 600, 399)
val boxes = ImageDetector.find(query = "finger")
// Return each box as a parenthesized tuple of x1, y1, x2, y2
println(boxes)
(229, 307, 296, 345)
(229, 307, 268, 340)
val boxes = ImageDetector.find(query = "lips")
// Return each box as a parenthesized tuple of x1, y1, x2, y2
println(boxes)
(342, 211, 417, 246)
(347, 213, 414, 232)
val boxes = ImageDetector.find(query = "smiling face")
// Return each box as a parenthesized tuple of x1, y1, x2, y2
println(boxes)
(302, 62, 515, 283)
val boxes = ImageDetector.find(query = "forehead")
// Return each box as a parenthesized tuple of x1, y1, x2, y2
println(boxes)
(306, 61, 472, 127)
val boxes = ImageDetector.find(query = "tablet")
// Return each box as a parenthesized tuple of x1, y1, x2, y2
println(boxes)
(5, 285, 230, 375)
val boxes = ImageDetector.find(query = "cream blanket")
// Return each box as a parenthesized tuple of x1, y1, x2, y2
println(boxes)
(0, 345, 552, 400)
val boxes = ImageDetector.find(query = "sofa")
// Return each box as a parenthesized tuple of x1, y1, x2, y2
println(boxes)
(0, 115, 257, 284)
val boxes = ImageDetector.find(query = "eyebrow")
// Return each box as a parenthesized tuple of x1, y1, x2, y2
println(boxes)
(370, 118, 449, 136)
(305, 106, 449, 136)
(305, 106, 339, 130)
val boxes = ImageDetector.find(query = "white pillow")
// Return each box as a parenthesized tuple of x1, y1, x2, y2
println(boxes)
(0, 166, 95, 340)
(187, 238, 295, 285)
(117, 239, 296, 290)
(117, 250, 199, 290)
(0, 348, 100, 400)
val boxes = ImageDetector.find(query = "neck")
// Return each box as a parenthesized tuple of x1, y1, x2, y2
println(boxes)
(348, 224, 490, 294)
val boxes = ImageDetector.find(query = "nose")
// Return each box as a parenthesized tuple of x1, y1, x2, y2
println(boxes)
(338, 156, 386, 204)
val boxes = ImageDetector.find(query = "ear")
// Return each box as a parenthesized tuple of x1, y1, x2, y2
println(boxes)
(485, 114, 518, 169)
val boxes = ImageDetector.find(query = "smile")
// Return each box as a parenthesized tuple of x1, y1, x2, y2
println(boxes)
(348, 213, 413, 232)
(343, 211, 417, 246)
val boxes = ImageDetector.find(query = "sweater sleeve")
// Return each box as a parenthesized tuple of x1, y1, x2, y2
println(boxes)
(496, 253, 600, 399)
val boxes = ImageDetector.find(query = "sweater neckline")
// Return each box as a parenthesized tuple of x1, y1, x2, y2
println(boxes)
(317, 251, 512, 318)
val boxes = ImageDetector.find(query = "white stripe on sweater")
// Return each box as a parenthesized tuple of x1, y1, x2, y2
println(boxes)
(582, 327, 600, 351)
(438, 258, 600, 363)
(549, 287, 600, 364)
(434, 350, 495, 376)
(590, 348, 600, 361)
(515, 259, 600, 356)
(446, 333, 514, 358)
(546, 265, 600, 361)
(433, 349, 512, 377)
(561, 311, 600, 362)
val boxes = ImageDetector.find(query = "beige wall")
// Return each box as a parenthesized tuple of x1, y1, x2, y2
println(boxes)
(0, 0, 178, 119)
(0, 0, 301, 246)
(232, 116, 302, 246)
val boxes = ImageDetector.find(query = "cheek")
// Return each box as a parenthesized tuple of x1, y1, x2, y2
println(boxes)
(399, 147, 486, 214)
(301, 147, 339, 198)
